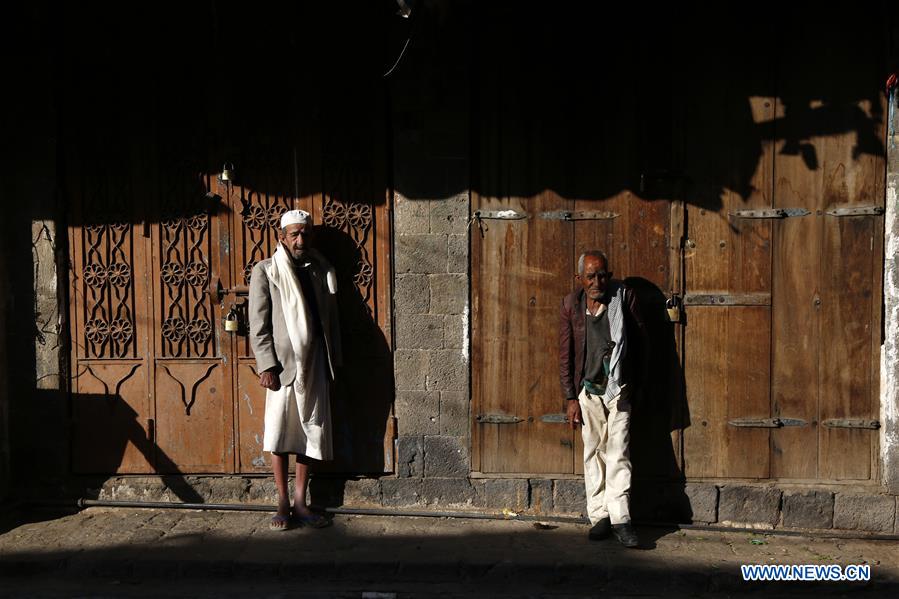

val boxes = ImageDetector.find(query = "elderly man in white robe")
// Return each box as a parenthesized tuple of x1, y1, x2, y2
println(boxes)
(249, 209, 341, 530)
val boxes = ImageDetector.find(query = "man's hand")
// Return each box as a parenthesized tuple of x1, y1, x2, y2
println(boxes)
(566, 399, 582, 430)
(259, 370, 281, 391)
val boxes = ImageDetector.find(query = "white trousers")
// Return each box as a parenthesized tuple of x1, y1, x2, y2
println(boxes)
(579, 385, 631, 525)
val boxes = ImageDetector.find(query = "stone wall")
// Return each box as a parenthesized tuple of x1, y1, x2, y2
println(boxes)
(90, 476, 899, 535)
(392, 193, 471, 498)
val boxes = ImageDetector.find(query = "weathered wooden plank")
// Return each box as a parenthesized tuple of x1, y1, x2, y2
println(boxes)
(683, 306, 771, 478)
(818, 151, 882, 480)
(475, 191, 574, 473)
(680, 25, 775, 480)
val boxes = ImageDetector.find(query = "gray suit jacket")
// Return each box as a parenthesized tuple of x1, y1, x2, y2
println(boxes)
(248, 248, 342, 387)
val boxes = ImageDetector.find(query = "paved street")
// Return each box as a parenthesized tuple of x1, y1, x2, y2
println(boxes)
(1, 507, 897, 597)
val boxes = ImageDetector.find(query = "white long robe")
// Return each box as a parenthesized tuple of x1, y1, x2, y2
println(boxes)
(260, 245, 333, 459)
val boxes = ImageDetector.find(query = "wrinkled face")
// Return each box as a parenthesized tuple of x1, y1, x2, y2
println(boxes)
(279, 223, 310, 260)
(577, 255, 611, 301)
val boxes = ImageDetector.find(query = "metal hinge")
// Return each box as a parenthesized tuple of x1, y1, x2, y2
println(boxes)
(538, 210, 619, 221)
(684, 293, 771, 306)
(473, 210, 527, 220)
(825, 206, 884, 217)
(822, 418, 880, 429)
(730, 208, 810, 219)
(476, 413, 523, 424)
(728, 417, 807, 428)
(540, 413, 569, 424)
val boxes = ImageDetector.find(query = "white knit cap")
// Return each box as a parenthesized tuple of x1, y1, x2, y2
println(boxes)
(280, 209, 310, 228)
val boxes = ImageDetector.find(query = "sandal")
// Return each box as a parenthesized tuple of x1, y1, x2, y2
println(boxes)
(294, 512, 331, 529)
(269, 514, 293, 531)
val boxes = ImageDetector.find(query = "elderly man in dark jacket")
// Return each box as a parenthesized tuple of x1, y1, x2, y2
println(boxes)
(559, 250, 646, 547)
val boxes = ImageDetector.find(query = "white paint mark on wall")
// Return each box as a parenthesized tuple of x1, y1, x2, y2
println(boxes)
(462, 302, 470, 363)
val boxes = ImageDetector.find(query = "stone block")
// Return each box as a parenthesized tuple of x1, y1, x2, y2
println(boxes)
(381, 478, 421, 507)
(429, 274, 467, 315)
(482, 479, 528, 511)
(423, 435, 469, 478)
(685, 483, 719, 523)
(438, 390, 468, 436)
(308, 477, 346, 507)
(247, 478, 279, 503)
(528, 479, 553, 514)
(782, 490, 833, 529)
(395, 195, 430, 235)
(395, 390, 439, 436)
(396, 436, 423, 478)
(394, 350, 428, 391)
(395, 313, 444, 350)
(421, 478, 477, 507)
(718, 486, 781, 529)
(427, 350, 468, 391)
(443, 314, 465, 349)
(833, 493, 895, 532)
(553, 479, 586, 516)
(395, 274, 429, 314)
(447, 234, 468, 274)
(343, 479, 381, 507)
(630, 481, 693, 523)
(429, 195, 469, 235)
(396, 235, 447, 274)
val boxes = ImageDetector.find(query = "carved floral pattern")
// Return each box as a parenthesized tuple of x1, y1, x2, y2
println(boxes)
(107, 263, 131, 288)
(85, 319, 109, 343)
(83, 264, 107, 288)
(162, 317, 187, 342)
(161, 262, 185, 286)
(109, 318, 134, 342)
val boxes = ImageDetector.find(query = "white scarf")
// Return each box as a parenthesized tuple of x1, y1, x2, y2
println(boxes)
(268, 243, 312, 365)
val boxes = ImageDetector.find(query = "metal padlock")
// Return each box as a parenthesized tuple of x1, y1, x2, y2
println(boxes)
(223, 306, 240, 333)
(666, 294, 681, 323)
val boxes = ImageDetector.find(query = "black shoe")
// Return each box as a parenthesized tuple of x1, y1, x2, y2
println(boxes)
(612, 522, 639, 548)
(588, 517, 611, 541)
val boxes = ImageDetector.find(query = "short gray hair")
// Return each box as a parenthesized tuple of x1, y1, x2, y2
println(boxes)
(578, 250, 609, 275)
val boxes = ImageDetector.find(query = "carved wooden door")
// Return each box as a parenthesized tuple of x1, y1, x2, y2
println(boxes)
(70, 159, 393, 475)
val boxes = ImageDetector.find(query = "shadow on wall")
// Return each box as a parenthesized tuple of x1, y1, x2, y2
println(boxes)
(624, 277, 692, 522)
(469, 1, 888, 212)
(310, 225, 395, 478)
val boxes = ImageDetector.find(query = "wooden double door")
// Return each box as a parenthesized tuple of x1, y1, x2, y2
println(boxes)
(471, 5, 886, 482)
(68, 163, 392, 476)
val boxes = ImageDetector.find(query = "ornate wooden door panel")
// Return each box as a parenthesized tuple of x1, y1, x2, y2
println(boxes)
(69, 168, 155, 474)
(229, 183, 295, 474)
(227, 156, 394, 474)
(150, 174, 234, 473)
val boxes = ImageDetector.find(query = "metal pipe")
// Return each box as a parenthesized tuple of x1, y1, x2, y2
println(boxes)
(74, 498, 584, 523)
(29, 499, 899, 541)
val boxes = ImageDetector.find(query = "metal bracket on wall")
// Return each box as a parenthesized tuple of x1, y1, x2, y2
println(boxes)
(538, 210, 619, 221)
(729, 208, 811, 219)
(822, 418, 880, 429)
(728, 417, 807, 428)
(825, 206, 884, 217)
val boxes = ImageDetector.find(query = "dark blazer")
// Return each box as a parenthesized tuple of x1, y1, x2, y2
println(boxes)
(558, 281, 645, 402)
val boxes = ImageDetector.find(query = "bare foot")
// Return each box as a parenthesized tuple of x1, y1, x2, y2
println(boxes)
(270, 500, 292, 531)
